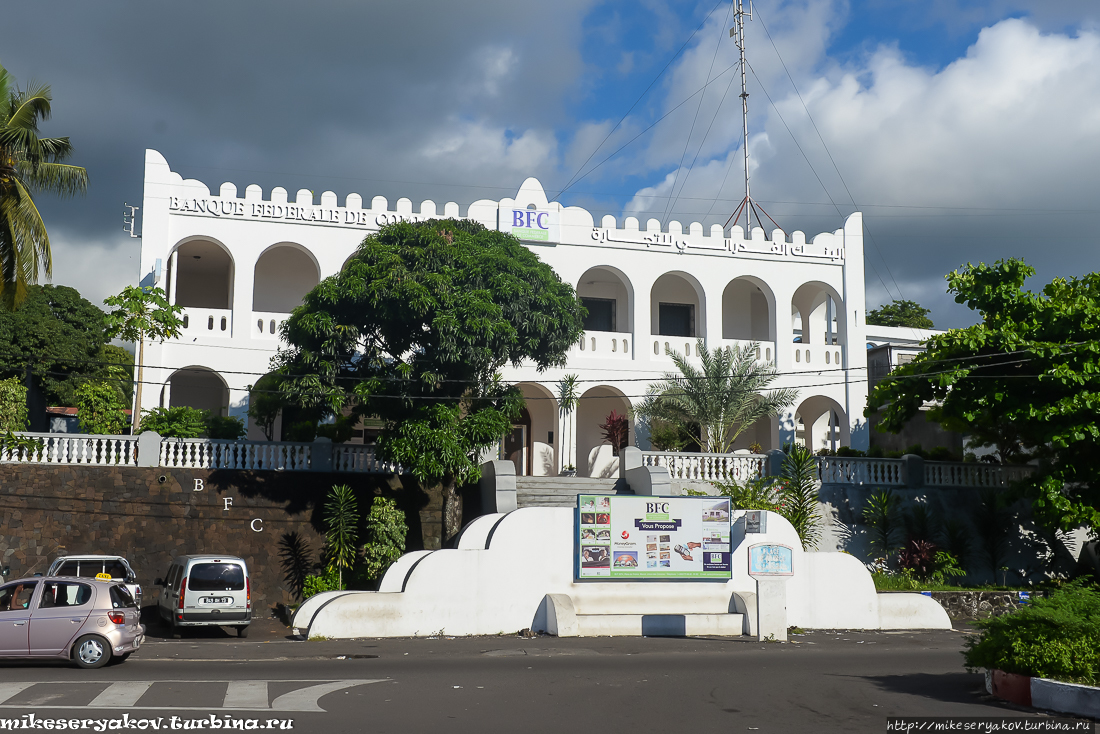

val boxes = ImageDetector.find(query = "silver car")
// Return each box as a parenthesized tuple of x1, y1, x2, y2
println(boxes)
(0, 576, 145, 668)
(47, 555, 143, 607)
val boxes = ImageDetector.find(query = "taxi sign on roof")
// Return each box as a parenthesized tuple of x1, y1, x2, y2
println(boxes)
(95, 572, 112, 581)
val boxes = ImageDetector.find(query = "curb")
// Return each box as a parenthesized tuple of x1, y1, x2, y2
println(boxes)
(985, 669, 1100, 719)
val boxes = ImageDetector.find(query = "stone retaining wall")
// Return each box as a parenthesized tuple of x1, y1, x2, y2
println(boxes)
(0, 464, 433, 610)
(927, 590, 1038, 620)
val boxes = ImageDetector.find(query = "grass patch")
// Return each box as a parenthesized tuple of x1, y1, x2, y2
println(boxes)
(307, 635, 330, 642)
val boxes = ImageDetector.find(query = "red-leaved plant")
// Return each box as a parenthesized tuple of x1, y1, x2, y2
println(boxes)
(599, 410, 630, 456)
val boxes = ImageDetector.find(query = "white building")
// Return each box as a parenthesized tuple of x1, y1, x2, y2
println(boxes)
(138, 149, 869, 477)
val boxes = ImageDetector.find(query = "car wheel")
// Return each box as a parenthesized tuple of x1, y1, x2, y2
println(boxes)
(73, 635, 111, 669)
(237, 626, 249, 638)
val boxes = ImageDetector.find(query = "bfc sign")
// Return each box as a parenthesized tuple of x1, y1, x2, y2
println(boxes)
(506, 207, 558, 243)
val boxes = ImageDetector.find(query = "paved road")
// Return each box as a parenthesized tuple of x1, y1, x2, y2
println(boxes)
(0, 629, 1080, 734)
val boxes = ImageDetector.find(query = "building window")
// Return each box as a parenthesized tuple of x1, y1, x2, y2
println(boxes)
(581, 297, 615, 332)
(658, 303, 694, 337)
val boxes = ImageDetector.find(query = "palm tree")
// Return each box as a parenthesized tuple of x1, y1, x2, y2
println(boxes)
(635, 340, 798, 454)
(0, 62, 88, 309)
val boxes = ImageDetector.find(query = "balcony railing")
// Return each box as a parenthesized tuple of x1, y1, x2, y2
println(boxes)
(792, 344, 844, 367)
(573, 330, 632, 359)
(159, 438, 312, 471)
(179, 307, 233, 338)
(252, 311, 290, 340)
(817, 455, 904, 485)
(641, 451, 765, 482)
(0, 433, 139, 466)
(332, 444, 401, 473)
(923, 462, 1033, 488)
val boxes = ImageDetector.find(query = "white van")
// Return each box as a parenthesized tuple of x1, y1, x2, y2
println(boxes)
(155, 555, 251, 637)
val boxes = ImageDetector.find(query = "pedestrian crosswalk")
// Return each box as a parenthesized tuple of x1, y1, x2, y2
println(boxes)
(0, 680, 385, 713)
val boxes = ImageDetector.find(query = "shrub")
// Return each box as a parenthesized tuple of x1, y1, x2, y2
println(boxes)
(648, 418, 689, 452)
(862, 489, 903, 557)
(777, 445, 822, 551)
(599, 410, 629, 455)
(361, 497, 408, 582)
(324, 484, 359, 588)
(206, 414, 246, 439)
(0, 376, 29, 432)
(74, 381, 128, 435)
(713, 476, 779, 511)
(963, 581, 1100, 685)
(141, 406, 207, 438)
(302, 567, 344, 599)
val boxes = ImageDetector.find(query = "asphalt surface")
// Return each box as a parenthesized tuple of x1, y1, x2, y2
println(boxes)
(0, 625, 1092, 734)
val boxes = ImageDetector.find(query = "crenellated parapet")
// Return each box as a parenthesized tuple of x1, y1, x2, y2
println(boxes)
(146, 151, 847, 264)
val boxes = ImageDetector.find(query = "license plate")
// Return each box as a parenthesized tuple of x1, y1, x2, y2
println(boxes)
(203, 596, 231, 604)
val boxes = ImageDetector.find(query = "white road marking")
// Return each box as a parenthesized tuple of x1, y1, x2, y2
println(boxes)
(0, 680, 388, 713)
(271, 680, 387, 712)
(222, 681, 269, 709)
(0, 684, 34, 705)
(88, 681, 155, 708)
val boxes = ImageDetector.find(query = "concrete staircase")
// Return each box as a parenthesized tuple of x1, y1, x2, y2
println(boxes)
(515, 476, 629, 508)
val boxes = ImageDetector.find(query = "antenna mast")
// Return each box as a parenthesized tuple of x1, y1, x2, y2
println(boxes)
(734, 0, 751, 232)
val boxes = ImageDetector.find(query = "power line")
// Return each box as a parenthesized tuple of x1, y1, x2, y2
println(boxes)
(555, 0, 730, 199)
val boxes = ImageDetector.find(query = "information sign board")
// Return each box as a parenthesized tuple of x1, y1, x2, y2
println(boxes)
(577, 495, 732, 579)
(747, 543, 794, 577)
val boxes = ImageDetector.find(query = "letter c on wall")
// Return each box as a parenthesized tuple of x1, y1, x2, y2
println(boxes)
(251, 518, 263, 532)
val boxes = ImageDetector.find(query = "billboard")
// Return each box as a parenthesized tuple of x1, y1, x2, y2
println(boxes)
(577, 495, 732, 579)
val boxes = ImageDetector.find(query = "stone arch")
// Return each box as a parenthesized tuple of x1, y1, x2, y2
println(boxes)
(576, 266, 634, 334)
(503, 383, 559, 476)
(162, 366, 230, 418)
(651, 271, 706, 356)
(167, 237, 234, 309)
(722, 276, 775, 342)
(794, 395, 849, 452)
(576, 385, 632, 478)
(791, 281, 846, 347)
(253, 243, 321, 313)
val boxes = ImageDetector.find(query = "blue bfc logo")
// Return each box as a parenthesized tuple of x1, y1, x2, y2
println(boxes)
(510, 209, 551, 241)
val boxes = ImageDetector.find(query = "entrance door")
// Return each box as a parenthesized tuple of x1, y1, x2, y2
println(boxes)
(503, 425, 528, 476)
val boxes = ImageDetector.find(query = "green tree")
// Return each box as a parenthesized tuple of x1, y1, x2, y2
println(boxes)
(103, 286, 184, 434)
(73, 380, 128, 435)
(324, 484, 359, 589)
(634, 341, 798, 455)
(247, 374, 286, 441)
(276, 219, 583, 541)
(140, 406, 206, 438)
(361, 497, 408, 583)
(866, 299, 934, 329)
(0, 375, 28, 431)
(0, 284, 109, 406)
(866, 259, 1100, 531)
(0, 62, 88, 309)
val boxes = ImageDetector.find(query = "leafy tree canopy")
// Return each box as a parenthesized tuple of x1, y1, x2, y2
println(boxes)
(635, 341, 798, 455)
(866, 259, 1100, 532)
(867, 299, 935, 329)
(0, 62, 88, 309)
(276, 219, 583, 535)
(0, 284, 111, 405)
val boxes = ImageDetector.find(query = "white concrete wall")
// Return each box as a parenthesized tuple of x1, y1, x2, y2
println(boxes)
(294, 507, 949, 638)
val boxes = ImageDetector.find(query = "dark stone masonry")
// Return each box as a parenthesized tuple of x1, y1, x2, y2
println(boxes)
(0, 464, 436, 610)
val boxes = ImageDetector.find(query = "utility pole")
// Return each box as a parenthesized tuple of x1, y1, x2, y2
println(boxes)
(732, 0, 753, 233)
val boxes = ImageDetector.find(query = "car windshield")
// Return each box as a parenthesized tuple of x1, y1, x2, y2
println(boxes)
(188, 563, 245, 591)
(102, 561, 129, 580)
(109, 585, 138, 609)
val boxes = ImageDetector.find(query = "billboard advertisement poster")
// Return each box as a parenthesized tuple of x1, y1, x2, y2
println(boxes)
(577, 495, 732, 579)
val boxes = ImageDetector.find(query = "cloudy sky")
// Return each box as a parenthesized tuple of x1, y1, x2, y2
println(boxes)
(5, 0, 1099, 327)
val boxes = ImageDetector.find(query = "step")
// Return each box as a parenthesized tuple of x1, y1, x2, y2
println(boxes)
(515, 477, 620, 487)
(575, 613, 744, 637)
